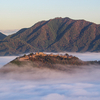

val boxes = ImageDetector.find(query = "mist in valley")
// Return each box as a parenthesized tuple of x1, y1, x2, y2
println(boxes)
(0, 52, 100, 100)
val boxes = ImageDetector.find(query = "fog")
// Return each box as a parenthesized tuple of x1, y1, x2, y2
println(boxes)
(0, 63, 100, 83)
(0, 80, 100, 100)
(0, 52, 100, 100)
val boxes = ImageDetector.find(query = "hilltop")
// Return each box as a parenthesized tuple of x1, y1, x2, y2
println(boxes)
(10, 52, 84, 65)
(3, 52, 84, 73)
(8, 52, 100, 66)
(1, 53, 100, 80)
(0, 17, 100, 55)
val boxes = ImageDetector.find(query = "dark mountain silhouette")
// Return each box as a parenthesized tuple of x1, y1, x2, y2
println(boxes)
(0, 32, 6, 40)
(0, 17, 100, 55)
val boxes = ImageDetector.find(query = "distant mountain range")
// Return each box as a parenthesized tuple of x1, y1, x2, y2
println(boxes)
(0, 17, 100, 56)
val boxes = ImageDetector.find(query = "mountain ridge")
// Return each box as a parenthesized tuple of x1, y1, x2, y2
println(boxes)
(0, 32, 6, 40)
(0, 17, 100, 56)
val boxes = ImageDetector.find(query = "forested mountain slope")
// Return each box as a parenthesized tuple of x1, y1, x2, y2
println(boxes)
(0, 17, 100, 55)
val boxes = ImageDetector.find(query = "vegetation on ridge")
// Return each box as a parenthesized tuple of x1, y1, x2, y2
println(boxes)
(0, 17, 100, 55)
(10, 52, 100, 67)
(8, 52, 100, 72)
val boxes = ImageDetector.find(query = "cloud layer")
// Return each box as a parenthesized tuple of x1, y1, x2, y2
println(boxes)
(0, 80, 100, 100)
(0, 52, 100, 100)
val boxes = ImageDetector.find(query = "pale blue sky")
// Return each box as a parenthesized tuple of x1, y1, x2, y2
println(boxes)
(0, 0, 100, 34)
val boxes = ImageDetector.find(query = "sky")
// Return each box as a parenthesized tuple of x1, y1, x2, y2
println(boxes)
(0, 0, 100, 35)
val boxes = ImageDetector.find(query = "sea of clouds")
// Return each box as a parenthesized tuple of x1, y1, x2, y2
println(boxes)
(0, 80, 100, 100)
(0, 52, 100, 100)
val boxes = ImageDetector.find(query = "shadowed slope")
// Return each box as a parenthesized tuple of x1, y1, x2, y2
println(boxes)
(0, 17, 100, 55)
(0, 32, 6, 40)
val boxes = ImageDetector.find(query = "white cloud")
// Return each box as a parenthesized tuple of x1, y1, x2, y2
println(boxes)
(0, 29, 18, 35)
(41, 93, 67, 100)
(74, 83, 94, 88)
(71, 88, 99, 96)
(0, 80, 100, 100)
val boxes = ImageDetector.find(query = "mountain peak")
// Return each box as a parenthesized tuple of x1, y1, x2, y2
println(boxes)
(0, 17, 100, 55)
